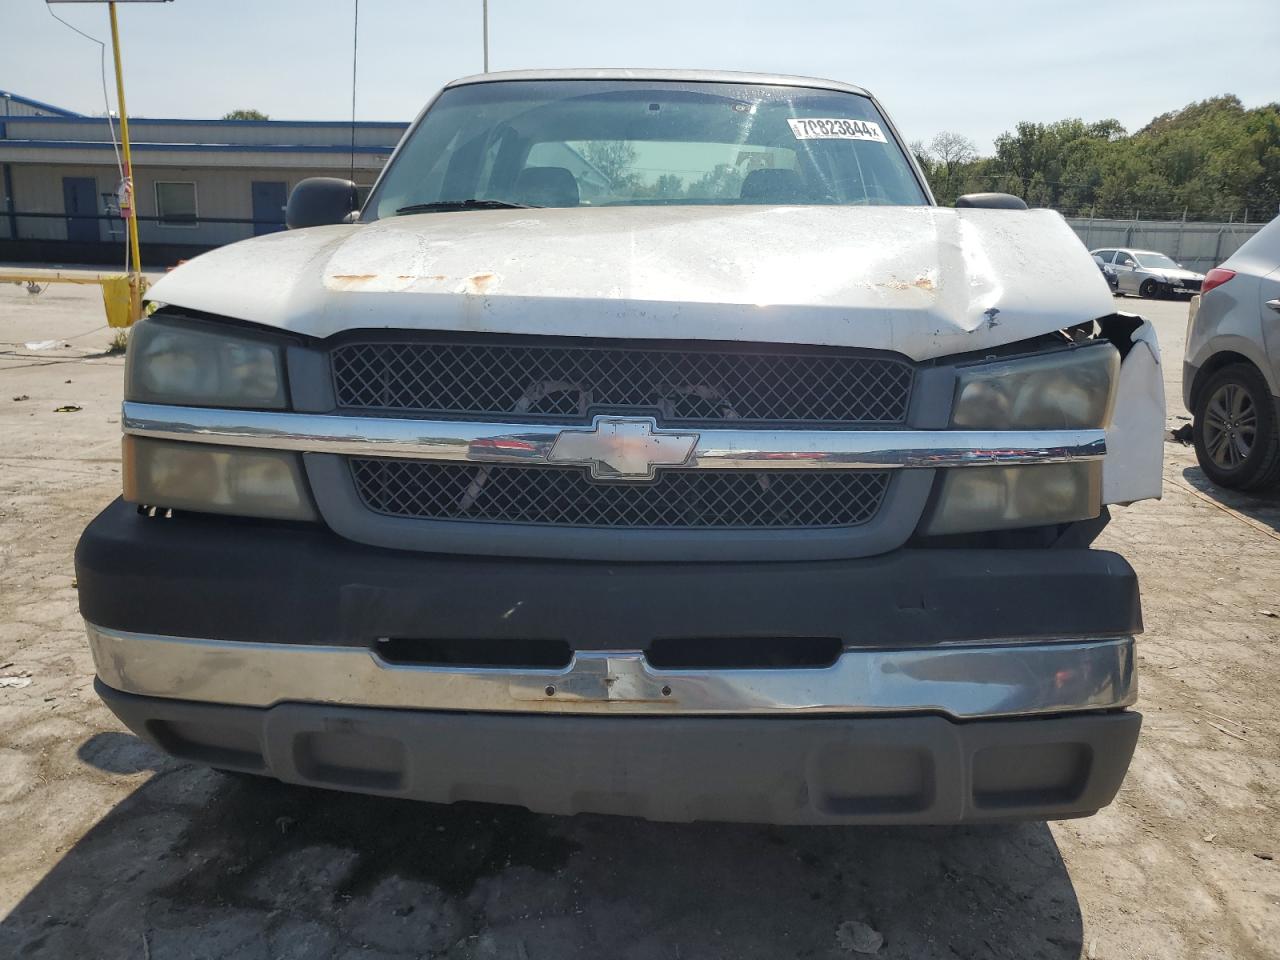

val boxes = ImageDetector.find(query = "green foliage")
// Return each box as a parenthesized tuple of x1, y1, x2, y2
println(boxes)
(925, 96, 1280, 220)
(581, 141, 638, 183)
(222, 108, 269, 121)
(684, 164, 744, 200)
(579, 141, 747, 201)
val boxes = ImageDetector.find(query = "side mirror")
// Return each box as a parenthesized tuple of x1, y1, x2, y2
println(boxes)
(286, 178, 358, 229)
(955, 193, 1028, 210)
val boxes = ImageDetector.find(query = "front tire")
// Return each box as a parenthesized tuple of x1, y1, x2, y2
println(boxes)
(1193, 363, 1280, 491)
(1139, 278, 1159, 298)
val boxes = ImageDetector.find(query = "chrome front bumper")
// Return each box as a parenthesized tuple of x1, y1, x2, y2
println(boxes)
(86, 623, 1136, 720)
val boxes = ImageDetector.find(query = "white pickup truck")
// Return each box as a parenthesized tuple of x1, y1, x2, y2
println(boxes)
(77, 70, 1163, 824)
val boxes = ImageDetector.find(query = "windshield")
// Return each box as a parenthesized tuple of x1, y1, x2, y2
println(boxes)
(1136, 252, 1180, 269)
(365, 80, 928, 219)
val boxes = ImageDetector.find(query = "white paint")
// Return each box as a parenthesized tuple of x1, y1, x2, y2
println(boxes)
(1103, 317, 1165, 505)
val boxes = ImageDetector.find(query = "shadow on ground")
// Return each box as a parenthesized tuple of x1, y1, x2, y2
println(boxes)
(2, 734, 1084, 960)
(1179, 464, 1280, 534)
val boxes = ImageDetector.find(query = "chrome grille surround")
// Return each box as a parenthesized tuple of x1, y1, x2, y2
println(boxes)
(120, 404, 1107, 472)
(331, 338, 915, 425)
(120, 401, 1106, 556)
(350, 458, 890, 529)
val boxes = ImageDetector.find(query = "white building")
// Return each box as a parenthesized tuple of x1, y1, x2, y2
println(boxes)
(0, 90, 406, 265)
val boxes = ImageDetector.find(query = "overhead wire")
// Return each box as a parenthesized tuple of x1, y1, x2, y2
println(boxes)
(44, 2, 128, 272)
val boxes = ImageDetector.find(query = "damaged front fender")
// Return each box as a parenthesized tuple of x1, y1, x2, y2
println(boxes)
(1101, 313, 1164, 505)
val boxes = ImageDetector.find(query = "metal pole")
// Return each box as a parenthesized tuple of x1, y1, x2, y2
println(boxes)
(482, 0, 489, 73)
(108, 2, 143, 318)
(1214, 214, 1230, 266)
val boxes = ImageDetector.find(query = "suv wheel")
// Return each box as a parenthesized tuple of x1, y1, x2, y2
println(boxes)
(1139, 278, 1159, 298)
(1193, 363, 1280, 490)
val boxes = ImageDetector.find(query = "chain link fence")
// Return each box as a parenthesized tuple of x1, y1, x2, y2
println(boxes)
(1064, 215, 1267, 273)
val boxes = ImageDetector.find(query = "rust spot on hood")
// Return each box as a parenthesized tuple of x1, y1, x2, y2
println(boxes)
(462, 272, 497, 295)
(327, 273, 451, 291)
(877, 274, 936, 292)
(329, 274, 377, 290)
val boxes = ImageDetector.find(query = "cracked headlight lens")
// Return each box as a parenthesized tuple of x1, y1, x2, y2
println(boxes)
(125, 317, 286, 408)
(951, 343, 1119, 430)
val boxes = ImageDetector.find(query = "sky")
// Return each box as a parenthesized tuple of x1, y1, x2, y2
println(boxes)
(4, 0, 1278, 153)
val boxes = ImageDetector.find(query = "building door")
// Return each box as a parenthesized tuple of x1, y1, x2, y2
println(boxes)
(251, 181, 288, 235)
(62, 177, 99, 242)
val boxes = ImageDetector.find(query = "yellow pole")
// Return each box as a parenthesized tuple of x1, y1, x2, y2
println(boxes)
(107, 2, 144, 320)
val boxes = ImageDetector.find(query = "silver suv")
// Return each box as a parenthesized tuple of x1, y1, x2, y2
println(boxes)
(1184, 216, 1280, 490)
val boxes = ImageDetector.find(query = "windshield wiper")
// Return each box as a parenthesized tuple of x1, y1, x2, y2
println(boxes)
(394, 199, 537, 215)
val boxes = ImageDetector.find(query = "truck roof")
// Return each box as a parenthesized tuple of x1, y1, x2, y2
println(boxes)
(444, 68, 873, 99)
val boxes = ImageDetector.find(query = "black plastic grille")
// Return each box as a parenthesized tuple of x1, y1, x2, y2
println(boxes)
(332, 340, 913, 425)
(350, 459, 889, 529)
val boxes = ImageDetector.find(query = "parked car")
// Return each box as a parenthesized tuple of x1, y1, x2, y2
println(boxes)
(1091, 247, 1205, 298)
(1094, 253, 1120, 292)
(76, 70, 1165, 826)
(1183, 216, 1280, 490)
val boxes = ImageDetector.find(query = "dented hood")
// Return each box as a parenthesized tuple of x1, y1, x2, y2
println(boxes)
(146, 205, 1114, 362)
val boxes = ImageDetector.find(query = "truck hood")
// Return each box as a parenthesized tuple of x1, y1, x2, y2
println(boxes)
(146, 205, 1114, 362)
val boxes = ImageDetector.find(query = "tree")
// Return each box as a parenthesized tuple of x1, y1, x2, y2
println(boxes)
(925, 131, 977, 202)
(929, 132, 977, 178)
(685, 163, 744, 200)
(908, 139, 936, 183)
(629, 173, 691, 200)
(222, 108, 269, 121)
(581, 141, 637, 185)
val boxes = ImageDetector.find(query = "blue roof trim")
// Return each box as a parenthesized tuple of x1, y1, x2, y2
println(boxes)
(6, 115, 406, 129)
(0, 139, 395, 155)
(0, 90, 82, 117)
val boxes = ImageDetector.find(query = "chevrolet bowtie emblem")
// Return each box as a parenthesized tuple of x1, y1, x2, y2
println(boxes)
(548, 417, 698, 481)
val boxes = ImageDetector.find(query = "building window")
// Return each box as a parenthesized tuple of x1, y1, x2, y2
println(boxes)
(154, 181, 198, 227)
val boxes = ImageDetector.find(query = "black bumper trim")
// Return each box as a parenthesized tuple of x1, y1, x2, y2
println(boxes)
(97, 679, 1141, 825)
(76, 499, 1142, 651)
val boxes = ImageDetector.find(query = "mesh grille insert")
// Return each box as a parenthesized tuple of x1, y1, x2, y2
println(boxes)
(350, 459, 889, 530)
(332, 340, 913, 425)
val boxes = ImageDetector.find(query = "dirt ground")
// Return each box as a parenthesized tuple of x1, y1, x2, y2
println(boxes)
(0, 275, 1276, 960)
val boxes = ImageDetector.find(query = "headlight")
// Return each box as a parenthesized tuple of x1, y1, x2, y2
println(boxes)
(123, 436, 315, 521)
(951, 343, 1119, 430)
(923, 462, 1101, 536)
(125, 317, 286, 408)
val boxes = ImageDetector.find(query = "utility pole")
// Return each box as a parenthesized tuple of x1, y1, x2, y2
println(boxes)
(107, 2, 144, 319)
(51, 0, 168, 321)
(482, 0, 489, 72)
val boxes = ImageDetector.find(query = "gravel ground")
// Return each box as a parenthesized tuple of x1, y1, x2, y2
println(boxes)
(0, 277, 1276, 960)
